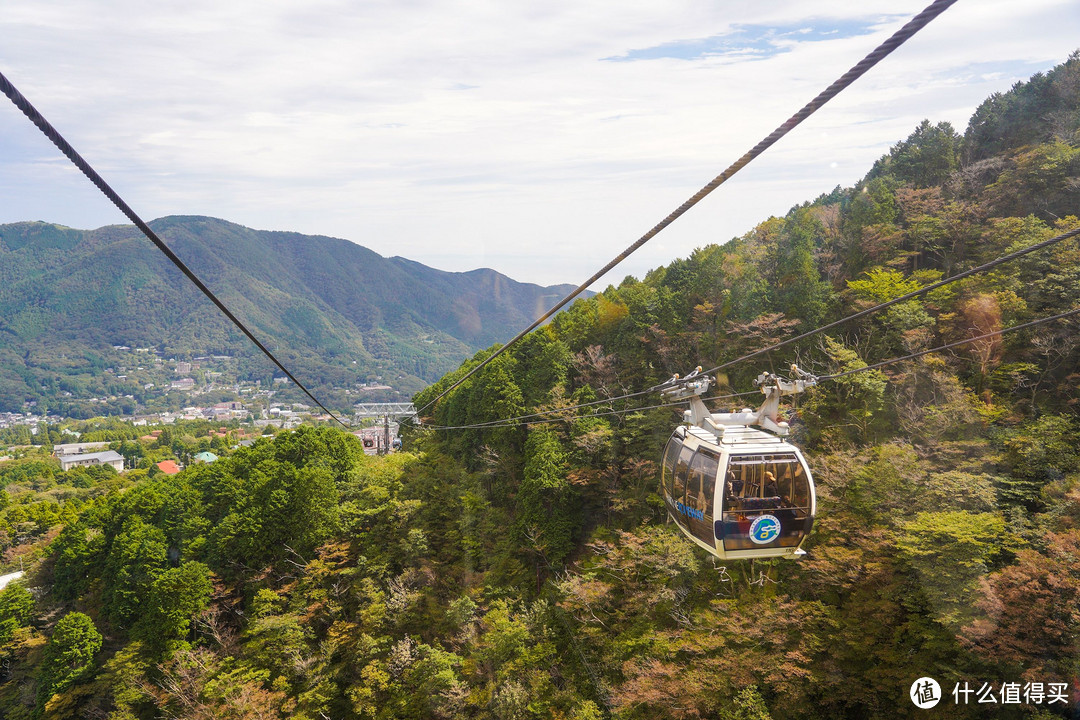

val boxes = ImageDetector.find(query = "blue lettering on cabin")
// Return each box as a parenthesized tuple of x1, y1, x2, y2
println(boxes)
(675, 500, 705, 521)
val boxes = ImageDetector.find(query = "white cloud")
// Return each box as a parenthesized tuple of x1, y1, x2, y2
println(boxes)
(1, 0, 1078, 286)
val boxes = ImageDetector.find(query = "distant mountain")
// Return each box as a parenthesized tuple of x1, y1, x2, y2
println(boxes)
(0, 216, 580, 412)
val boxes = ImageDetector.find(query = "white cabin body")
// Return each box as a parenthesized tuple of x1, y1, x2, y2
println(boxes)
(661, 423, 815, 560)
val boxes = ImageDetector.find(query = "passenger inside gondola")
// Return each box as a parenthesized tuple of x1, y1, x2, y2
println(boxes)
(763, 472, 778, 501)
(725, 470, 742, 506)
(722, 453, 811, 551)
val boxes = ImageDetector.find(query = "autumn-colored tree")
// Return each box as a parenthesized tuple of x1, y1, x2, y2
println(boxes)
(951, 293, 1004, 394)
(963, 530, 1080, 681)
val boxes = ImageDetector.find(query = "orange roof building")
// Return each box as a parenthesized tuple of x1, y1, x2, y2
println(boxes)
(156, 460, 181, 475)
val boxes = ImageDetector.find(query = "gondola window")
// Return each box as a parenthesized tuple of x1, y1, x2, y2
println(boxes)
(722, 453, 811, 551)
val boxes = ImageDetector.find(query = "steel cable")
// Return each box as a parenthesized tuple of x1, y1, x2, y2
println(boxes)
(0, 70, 351, 428)
(700, 224, 1080, 378)
(821, 305, 1080, 382)
(414, 0, 959, 419)
(429, 304, 1080, 431)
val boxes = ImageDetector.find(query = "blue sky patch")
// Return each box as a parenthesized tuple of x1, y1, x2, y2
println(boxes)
(604, 19, 891, 63)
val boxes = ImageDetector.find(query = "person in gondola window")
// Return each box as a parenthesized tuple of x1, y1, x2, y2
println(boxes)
(727, 470, 742, 501)
(763, 471, 778, 499)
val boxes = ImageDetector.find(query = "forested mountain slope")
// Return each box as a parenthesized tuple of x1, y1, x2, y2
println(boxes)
(2, 54, 1080, 719)
(0, 216, 578, 410)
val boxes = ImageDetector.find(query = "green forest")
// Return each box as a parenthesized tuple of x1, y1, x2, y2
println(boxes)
(2, 54, 1080, 719)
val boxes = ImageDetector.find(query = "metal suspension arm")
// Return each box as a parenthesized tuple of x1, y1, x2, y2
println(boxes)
(662, 365, 817, 437)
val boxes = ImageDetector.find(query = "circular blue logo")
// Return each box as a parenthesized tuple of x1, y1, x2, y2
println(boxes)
(749, 514, 781, 545)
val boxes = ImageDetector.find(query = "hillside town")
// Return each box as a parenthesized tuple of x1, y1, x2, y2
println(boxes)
(0, 349, 410, 469)
(0, 347, 402, 435)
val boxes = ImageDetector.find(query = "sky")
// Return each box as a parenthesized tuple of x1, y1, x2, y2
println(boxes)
(1, 1, 1078, 288)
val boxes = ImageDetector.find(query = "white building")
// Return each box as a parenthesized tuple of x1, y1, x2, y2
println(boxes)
(58, 450, 125, 473)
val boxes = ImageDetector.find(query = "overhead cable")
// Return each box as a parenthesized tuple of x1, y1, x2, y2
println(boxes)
(822, 305, 1080, 381)
(414, 0, 959, 418)
(0, 70, 351, 428)
(425, 295, 1075, 431)
(700, 224, 1080, 379)
(423, 222, 1080, 430)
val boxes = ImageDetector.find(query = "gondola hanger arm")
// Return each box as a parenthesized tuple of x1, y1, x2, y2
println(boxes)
(663, 366, 817, 437)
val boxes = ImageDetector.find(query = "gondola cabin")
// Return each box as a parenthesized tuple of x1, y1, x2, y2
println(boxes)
(659, 367, 817, 560)
(661, 424, 814, 559)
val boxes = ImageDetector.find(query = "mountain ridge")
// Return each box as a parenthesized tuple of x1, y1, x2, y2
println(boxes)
(0, 215, 583, 412)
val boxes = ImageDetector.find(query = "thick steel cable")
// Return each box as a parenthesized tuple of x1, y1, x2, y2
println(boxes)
(432, 306, 1080, 430)
(822, 306, 1080, 381)
(0, 70, 350, 428)
(701, 224, 1080, 378)
(415, 0, 959, 419)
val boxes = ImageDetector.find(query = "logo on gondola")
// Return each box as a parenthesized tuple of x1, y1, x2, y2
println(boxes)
(749, 515, 781, 544)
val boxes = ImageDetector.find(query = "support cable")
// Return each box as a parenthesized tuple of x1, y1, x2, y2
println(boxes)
(499, 306, 1080, 430)
(699, 224, 1080, 379)
(423, 222, 1080, 431)
(419, 220, 1071, 431)
(414, 0, 959, 419)
(0, 70, 350, 428)
(822, 305, 1080, 381)
(422, 216, 1078, 426)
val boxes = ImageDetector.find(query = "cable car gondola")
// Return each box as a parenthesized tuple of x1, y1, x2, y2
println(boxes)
(659, 367, 817, 560)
